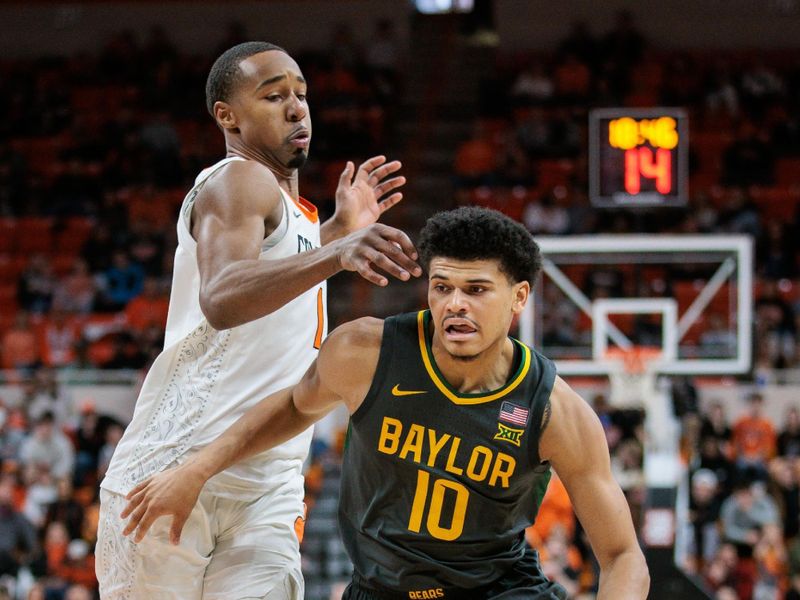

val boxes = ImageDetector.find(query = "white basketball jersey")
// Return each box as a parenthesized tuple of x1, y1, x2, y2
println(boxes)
(102, 157, 326, 500)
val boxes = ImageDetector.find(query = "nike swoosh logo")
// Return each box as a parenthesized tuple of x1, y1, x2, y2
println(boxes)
(293, 211, 302, 218)
(391, 384, 427, 397)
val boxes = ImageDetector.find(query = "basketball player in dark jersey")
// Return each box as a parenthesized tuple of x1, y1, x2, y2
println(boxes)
(120, 207, 650, 599)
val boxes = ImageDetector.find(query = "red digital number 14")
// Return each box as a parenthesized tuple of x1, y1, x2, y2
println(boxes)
(624, 147, 672, 195)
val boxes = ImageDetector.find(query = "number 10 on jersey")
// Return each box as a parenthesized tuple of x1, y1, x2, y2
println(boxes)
(408, 470, 469, 541)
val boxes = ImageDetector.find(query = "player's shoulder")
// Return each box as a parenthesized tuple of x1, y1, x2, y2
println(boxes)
(196, 158, 282, 215)
(325, 317, 385, 352)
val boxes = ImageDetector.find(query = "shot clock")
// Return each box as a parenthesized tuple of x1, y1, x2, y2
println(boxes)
(589, 108, 688, 208)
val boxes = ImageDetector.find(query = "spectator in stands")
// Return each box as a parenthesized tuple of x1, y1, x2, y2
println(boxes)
(0, 477, 38, 581)
(95, 251, 144, 312)
(96, 421, 123, 480)
(17, 255, 55, 315)
(752, 522, 788, 599)
(522, 189, 570, 235)
(52, 260, 96, 315)
(0, 408, 25, 467)
(44, 479, 84, 542)
(0, 312, 40, 372)
(41, 310, 80, 369)
(539, 524, 582, 597)
(79, 225, 117, 275)
(704, 61, 740, 118)
(123, 276, 168, 332)
(688, 469, 722, 569)
(25, 368, 72, 428)
(755, 279, 797, 368)
(732, 393, 777, 479)
(768, 457, 800, 541)
(721, 480, 779, 559)
(22, 465, 57, 528)
(64, 583, 93, 600)
(509, 61, 554, 106)
(700, 401, 732, 454)
(758, 220, 796, 279)
(779, 407, 800, 458)
(139, 111, 183, 187)
(18, 413, 75, 482)
(72, 403, 102, 487)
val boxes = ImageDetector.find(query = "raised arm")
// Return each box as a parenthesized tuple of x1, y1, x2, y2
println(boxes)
(195, 159, 419, 329)
(120, 317, 384, 543)
(539, 377, 650, 599)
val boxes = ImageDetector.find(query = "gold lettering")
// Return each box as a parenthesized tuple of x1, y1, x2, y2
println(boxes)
(444, 436, 463, 475)
(466, 445, 493, 482)
(489, 453, 516, 488)
(378, 417, 402, 455)
(426, 429, 451, 467)
(399, 424, 425, 463)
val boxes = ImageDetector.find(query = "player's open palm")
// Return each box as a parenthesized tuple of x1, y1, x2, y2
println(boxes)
(120, 464, 206, 545)
(333, 155, 406, 232)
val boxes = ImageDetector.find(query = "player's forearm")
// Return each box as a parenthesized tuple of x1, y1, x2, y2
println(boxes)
(200, 246, 340, 330)
(597, 550, 650, 600)
(187, 388, 317, 483)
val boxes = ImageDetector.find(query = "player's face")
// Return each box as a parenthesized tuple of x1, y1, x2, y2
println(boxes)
(227, 50, 312, 169)
(427, 257, 529, 360)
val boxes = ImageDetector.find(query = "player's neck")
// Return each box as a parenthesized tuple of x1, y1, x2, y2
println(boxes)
(225, 146, 300, 199)
(431, 336, 516, 395)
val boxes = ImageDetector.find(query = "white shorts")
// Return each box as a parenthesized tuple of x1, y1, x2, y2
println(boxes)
(96, 479, 305, 600)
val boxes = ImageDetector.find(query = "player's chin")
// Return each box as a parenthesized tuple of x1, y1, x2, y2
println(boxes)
(287, 149, 308, 169)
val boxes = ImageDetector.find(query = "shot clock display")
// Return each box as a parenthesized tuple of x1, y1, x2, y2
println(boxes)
(589, 108, 688, 208)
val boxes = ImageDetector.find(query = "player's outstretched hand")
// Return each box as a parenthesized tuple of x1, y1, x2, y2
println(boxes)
(335, 222, 422, 286)
(120, 464, 206, 545)
(332, 155, 406, 233)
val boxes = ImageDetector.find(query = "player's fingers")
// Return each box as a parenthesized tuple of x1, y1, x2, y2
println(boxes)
(376, 226, 420, 264)
(353, 257, 388, 287)
(355, 155, 387, 180)
(120, 491, 145, 519)
(374, 176, 406, 198)
(170, 514, 189, 546)
(338, 161, 354, 186)
(134, 509, 160, 543)
(376, 193, 403, 215)
(122, 503, 149, 537)
(368, 161, 402, 185)
(125, 481, 147, 501)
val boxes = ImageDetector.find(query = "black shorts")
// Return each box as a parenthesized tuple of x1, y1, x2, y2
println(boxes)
(341, 548, 569, 600)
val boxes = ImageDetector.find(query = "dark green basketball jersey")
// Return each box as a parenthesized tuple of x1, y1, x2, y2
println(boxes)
(338, 310, 557, 591)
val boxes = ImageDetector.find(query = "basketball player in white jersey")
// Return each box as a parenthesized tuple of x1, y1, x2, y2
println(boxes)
(95, 41, 421, 599)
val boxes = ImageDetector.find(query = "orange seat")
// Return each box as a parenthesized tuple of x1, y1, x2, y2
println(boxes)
(16, 218, 53, 254)
(0, 218, 14, 253)
(775, 158, 800, 186)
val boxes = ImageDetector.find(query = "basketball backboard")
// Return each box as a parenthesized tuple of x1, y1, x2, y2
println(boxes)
(519, 234, 753, 377)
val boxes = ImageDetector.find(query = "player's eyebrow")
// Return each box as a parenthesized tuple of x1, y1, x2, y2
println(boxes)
(256, 74, 306, 90)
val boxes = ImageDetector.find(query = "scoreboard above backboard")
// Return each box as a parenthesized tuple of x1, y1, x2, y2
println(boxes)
(589, 108, 688, 208)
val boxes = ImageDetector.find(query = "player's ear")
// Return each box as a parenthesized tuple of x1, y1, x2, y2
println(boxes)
(214, 101, 239, 131)
(511, 281, 530, 314)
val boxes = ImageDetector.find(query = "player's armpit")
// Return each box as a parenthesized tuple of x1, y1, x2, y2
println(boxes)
(295, 317, 385, 417)
(540, 377, 649, 599)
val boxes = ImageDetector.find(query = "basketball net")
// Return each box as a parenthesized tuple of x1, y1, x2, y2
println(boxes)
(605, 346, 662, 409)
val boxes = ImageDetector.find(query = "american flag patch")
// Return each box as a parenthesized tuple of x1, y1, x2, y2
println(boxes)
(498, 401, 529, 427)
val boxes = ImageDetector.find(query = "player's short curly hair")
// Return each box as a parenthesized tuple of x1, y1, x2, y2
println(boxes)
(417, 206, 542, 284)
(205, 41, 286, 116)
